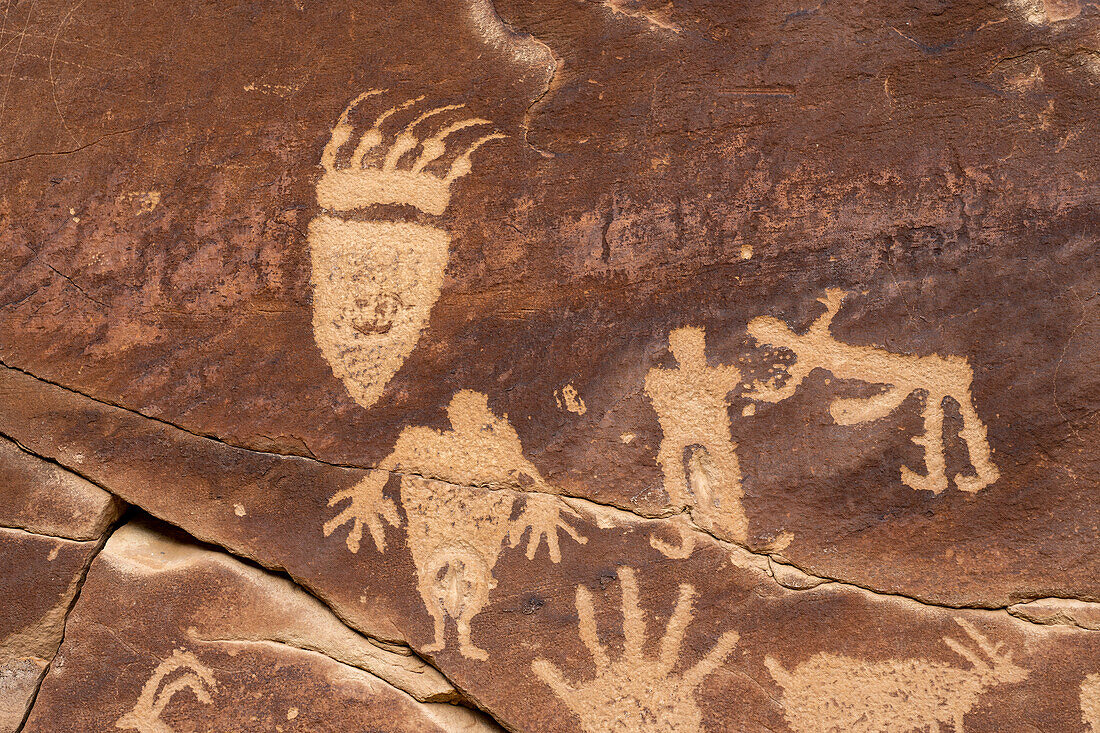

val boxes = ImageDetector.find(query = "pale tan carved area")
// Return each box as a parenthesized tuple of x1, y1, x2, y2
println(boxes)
(309, 92, 504, 410)
(747, 289, 999, 494)
(531, 567, 739, 732)
(644, 327, 747, 543)
(766, 618, 1028, 733)
(115, 650, 216, 733)
(1083, 673, 1100, 732)
(325, 390, 586, 660)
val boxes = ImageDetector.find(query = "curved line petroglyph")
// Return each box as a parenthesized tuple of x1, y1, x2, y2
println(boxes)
(766, 618, 1028, 732)
(115, 649, 216, 733)
(747, 289, 1000, 494)
(324, 390, 586, 660)
(532, 566, 739, 732)
(644, 327, 748, 545)
(309, 91, 505, 410)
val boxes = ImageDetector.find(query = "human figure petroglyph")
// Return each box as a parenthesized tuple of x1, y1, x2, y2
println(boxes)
(324, 390, 586, 660)
(310, 91, 505, 410)
(1082, 673, 1100, 731)
(747, 289, 1000, 494)
(644, 326, 748, 544)
(115, 650, 216, 733)
(766, 618, 1028, 733)
(532, 566, 739, 732)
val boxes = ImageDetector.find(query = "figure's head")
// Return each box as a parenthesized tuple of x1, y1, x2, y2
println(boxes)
(446, 390, 493, 433)
(667, 327, 706, 366)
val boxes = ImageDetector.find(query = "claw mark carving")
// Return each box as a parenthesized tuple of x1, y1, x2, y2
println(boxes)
(645, 327, 747, 545)
(1082, 673, 1100, 731)
(747, 289, 999, 494)
(766, 618, 1028, 733)
(115, 650, 216, 733)
(309, 91, 505, 410)
(532, 567, 739, 732)
(324, 390, 585, 660)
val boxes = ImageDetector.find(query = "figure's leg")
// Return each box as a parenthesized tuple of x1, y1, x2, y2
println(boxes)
(457, 615, 489, 661)
(829, 386, 906, 425)
(953, 394, 999, 493)
(900, 393, 948, 493)
(417, 572, 448, 653)
(657, 440, 691, 509)
(691, 441, 747, 544)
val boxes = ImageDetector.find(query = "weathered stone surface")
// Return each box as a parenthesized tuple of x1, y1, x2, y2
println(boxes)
(22, 519, 497, 732)
(0, 436, 121, 540)
(1, 0, 1097, 728)
(0, 528, 99, 732)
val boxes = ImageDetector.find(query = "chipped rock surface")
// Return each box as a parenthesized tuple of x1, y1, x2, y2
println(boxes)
(0, 0, 1098, 729)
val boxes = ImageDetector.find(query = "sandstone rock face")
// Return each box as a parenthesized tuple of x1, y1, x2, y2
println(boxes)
(1, 0, 1097, 729)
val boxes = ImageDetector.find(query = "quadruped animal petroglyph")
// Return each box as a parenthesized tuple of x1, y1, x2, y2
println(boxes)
(532, 566, 739, 732)
(766, 618, 1028, 732)
(115, 650, 216, 733)
(309, 90, 504, 410)
(324, 390, 586, 660)
(645, 326, 748, 543)
(747, 289, 1000, 494)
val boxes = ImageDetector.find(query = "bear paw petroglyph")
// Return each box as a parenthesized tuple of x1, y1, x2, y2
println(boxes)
(309, 91, 505, 410)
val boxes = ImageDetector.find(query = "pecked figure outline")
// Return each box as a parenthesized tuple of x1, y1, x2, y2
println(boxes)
(766, 617, 1028, 732)
(309, 90, 505, 411)
(324, 390, 586, 660)
(532, 566, 739, 732)
(746, 289, 1000, 494)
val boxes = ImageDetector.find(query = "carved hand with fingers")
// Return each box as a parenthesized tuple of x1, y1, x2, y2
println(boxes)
(323, 469, 402, 553)
(508, 493, 587, 562)
(532, 567, 739, 732)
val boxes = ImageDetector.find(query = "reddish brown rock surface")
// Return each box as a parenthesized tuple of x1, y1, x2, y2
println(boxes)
(1, 0, 1097, 729)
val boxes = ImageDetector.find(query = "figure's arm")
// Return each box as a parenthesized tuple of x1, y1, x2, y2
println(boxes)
(323, 469, 402, 553)
(508, 493, 587, 563)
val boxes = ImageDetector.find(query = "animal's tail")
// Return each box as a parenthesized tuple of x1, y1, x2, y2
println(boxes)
(764, 656, 792, 690)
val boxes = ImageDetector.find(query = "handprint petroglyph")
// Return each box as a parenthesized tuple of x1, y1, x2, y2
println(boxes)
(645, 327, 747, 544)
(324, 390, 585, 660)
(766, 618, 1028, 733)
(310, 91, 505, 410)
(532, 567, 739, 732)
(115, 650, 216, 733)
(747, 290, 999, 494)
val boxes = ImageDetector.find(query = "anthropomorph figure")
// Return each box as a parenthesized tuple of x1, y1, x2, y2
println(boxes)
(644, 326, 747, 544)
(324, 390, 586, 660)
(746, 289, 999, 494)
(309, 91, 504, 410)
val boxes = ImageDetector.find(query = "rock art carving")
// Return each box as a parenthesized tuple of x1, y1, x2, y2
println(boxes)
(644, 326, 747, 543)
(1082, 673, 1100, 731)
(532, 566, 739, 732)
(325, 390, 586, 660)
(766, 618, 1028, 733)
(747, 289, 1000, 494)
(115, 649, 216, 733)
(309, 91, 505, 410)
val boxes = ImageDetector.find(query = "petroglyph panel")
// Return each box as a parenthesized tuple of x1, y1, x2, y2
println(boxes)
(2, 0, 1098, 729)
